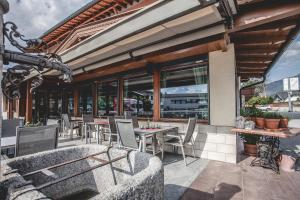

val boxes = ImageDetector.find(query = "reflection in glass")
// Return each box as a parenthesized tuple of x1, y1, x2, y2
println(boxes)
(79, 84, 93, 115)
(124, 75, 153, 117)
(97, 81, 118, 116)
(160, 64, 208, 119)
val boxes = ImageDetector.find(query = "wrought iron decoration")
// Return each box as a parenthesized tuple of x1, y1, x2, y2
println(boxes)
(1, 21, 72, 99)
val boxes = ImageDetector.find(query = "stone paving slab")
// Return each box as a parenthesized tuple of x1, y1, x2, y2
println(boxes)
(182, 157, 300, 200)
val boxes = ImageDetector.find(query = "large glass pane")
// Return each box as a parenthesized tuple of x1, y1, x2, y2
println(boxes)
(97, 81, 118, 116)
(67, 91, 74, 115)
(160, 64, 208, 120)
(124, 75, 153, 117)
(79, 84, 93, 115)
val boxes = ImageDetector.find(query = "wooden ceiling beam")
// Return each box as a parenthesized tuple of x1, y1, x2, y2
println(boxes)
(237, 63, 268, 68)
(236, 48, 278, 54)
(84, 3, 117, 24)
(233, 34, 287, 44)
(245, 19, 297, 32)
(230, 1, 300, 33)
(237, 54, 274, 60)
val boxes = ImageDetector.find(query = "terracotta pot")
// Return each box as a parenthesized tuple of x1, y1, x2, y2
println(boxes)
(264, 119, 280, 130)
(244, 143, 257, 156)
(255, 117, 265, 129)
(279, 118, 289, 128)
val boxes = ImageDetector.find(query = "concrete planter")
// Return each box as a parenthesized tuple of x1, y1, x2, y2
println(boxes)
(0, 145, 164, 200)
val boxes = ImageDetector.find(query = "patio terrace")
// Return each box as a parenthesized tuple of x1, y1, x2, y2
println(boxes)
(57, 135, 300, 200)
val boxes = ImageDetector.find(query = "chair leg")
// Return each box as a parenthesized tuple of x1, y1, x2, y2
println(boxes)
(180, 144, 187, 166)
(161, 143, 164, 160)
(108, 134, 112, 147)
(191, 142, 196, 158)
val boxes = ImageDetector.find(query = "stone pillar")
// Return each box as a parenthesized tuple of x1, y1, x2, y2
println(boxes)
(209, 43, 236, 126)
(0, 0, 9, 176)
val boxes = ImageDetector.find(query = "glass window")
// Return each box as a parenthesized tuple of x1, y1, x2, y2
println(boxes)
(97, 81, 118, 116)
(124, 75, 153, 117)
(160, 63, 209, 120)
(79, 84, 93, 115)
(67, 91, 74, 115)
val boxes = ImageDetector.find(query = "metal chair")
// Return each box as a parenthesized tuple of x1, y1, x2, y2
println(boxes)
(115, 119, 141, 151)
(82, 114, 95, 143)
(15, 124, 58, 157)
(101, 116, 120, 146)
(161, 117, 197, 166)
(2, 119, 23, 138)
(61, 114, 80, 139)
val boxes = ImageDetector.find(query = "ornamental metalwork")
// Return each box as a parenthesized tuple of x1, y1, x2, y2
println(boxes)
(1, 21, 72, 99)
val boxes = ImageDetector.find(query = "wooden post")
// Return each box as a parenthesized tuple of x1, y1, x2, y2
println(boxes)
(25, 80, 33, 123)
(92, 83, 97, 117)
(15, 98, 20, 118)
(153, 67, 160, 121)
(118, 78, 124, 116)
(74, 88, 79, 117)
(7, 99, 13, 119)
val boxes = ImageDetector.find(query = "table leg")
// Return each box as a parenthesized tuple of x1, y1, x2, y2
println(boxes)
(96, 125, 100, 144)
(152, 135, 157, 155)
(85, 124, 88, 144)
(70, 123, 73, 140)
(142, 135, 146, 153)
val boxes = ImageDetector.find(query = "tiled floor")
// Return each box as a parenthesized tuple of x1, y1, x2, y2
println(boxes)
(181, 156, 300, 200)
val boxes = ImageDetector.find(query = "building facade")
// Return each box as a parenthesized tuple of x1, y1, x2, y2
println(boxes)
(4, 0, 300, 163)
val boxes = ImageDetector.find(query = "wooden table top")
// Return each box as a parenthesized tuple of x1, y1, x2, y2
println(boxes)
(231, 128, 300, 138)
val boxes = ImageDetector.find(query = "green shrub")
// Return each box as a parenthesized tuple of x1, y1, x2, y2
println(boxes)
(246, 96, 273, 106)
(240, 134, 260, 145)
(240, 107, 263, 117)
(263, 112, 282, 119)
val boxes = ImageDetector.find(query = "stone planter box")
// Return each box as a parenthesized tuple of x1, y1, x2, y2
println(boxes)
(0, 145, 163, 200)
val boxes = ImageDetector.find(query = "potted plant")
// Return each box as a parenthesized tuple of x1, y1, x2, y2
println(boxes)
(279, 115, 289, 128)
(254, 109, 264, 129)
(240, 134, 260, 156)
(263, 112, 281, 130)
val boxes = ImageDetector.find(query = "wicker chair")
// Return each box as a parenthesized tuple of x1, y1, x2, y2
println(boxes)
(15, 125, 58, 157)
(161, 118, 197, 166)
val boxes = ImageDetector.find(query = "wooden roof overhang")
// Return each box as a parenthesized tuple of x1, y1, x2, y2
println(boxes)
(231, 0, 300, 82)
(41, 0, 156, 49)
(49, 0, 232, 81)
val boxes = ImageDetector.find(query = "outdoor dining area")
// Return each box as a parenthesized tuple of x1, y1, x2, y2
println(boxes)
(1, 114, 197, 166)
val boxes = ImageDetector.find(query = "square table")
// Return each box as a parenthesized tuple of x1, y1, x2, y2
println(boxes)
(86, 120, 109, 144)
(134, 126, 178, 153)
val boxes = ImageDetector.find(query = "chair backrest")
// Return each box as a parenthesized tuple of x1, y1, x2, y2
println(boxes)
(183, 118, 197, 144)
(16, 124, 58, 157)
(2, 119, 22, 138)
(82, 114, 94, 123)
(108, 116, 117, 133)
(61, 114, 71, 128)
(115, 119, 138, 150)
(131, 116, 139, 128)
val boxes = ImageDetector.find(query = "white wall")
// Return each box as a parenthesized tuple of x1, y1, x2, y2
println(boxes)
(209, 43, 236, 126)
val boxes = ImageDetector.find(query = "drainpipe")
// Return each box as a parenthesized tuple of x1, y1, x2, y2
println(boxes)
(0, 0, 9, 178)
